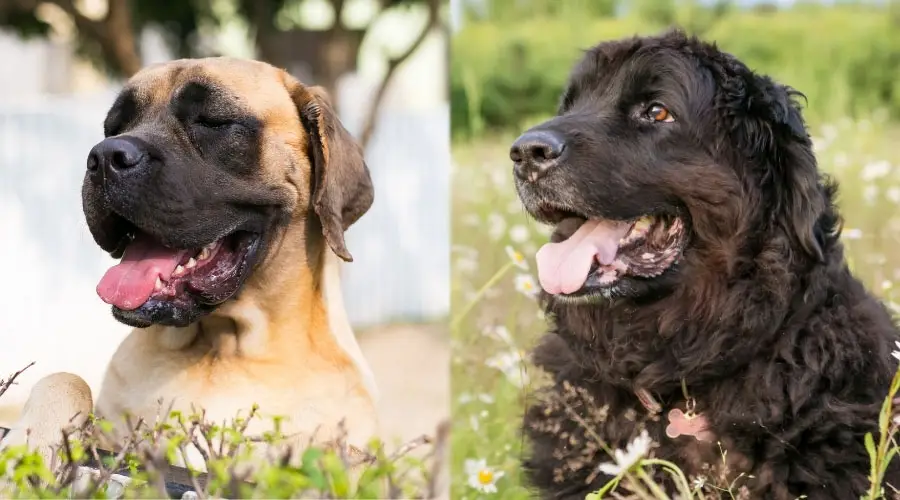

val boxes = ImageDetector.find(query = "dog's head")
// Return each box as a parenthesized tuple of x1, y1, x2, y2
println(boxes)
(83, 57, 373, 328)
(512, 30, 834, 304)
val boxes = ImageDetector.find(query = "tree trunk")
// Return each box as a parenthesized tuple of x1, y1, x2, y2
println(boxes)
(359, 0, 442, 149)
(45, 0, 141, 77)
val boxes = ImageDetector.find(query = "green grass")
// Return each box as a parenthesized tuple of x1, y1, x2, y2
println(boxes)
(450, 113, 900, 499)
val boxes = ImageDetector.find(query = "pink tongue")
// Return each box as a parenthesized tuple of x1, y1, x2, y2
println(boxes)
(96, 234, 190, 310)
(535, 219, 632, 295)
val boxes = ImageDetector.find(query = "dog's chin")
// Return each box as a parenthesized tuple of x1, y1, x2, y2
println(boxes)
(112, 298, 214, 328)
(548, 266, 682, 305)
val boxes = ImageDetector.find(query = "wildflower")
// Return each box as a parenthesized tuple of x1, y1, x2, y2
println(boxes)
(863, 185, 878, 205)
(515, 274, 539, 297)
(834, 153, 849, 169)
(842, 228, 863, 240)
(509, 224, 530, 244)
(469, 414, 480, 431)
(465, 459, 505, 494)
(692, 475, 707, 489)
(810, 136, 827, 153)
(888, 187, 900, 204)
(458, 391, 495, 405)
(506, 199, 524, 214)
(861, 160, 892, 182)
(597, 429, 653, 476)
(488, 213, 507, 241)
(505, 246, 529, 271)
(455, 255, 478, 274)
(483, 325, 514, 345)
(489, 168, 509, 189)
(478, 393, 495, 404)
(486, 349, 529, 388)
(461, 214, 480, 227)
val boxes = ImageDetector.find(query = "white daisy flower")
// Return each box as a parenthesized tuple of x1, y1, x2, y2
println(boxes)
(834, 152, 849, 169)
(477, 393, 495, 404)
(505, 246, 530, 271)
(483, 325, 514, 345)
(488, 213, 507, 241)
(887, 187, 900, 205)
(515, 273, 539, 297)
(596, 430, 653, 476)
(456, 255, 478, 274)
(458, 391, 495, 405)
(509, 225, 530, 244)
(486, 349, 529, 388)
(863, 185, 879, 205)
(465, 459, 505, 494)
(861, 160, 892, 181)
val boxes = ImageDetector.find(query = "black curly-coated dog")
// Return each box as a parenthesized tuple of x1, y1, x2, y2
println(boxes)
(509, 30, 900, 499)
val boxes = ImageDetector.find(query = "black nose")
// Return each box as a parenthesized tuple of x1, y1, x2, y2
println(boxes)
(510, 130, 567, 182)
(87, 136, 148, 179)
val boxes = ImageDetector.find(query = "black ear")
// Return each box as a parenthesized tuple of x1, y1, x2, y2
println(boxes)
(719, 61, 826, 262)
(288, 83, 374, 262)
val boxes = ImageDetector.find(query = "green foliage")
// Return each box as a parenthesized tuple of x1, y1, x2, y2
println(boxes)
(451, 3, 900, 139)
(0, 9, 51, 39)
(0, 407, 441, 499)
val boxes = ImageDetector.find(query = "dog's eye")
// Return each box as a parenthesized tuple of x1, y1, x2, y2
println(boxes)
(196, 116, 235, 129)
(645, 104, 675, 123)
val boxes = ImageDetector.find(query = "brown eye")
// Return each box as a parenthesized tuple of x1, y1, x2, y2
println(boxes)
(646, 103, 674, 123)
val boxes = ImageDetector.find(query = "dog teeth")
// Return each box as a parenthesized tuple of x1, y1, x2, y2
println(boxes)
(173, 264, 185, 277)
(155, 277, 163, 291)
(198, 245, 214, 261)
(185, 257, 197, 269)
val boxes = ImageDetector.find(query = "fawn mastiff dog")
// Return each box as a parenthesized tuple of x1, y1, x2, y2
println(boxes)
(1, 57, 379, 467)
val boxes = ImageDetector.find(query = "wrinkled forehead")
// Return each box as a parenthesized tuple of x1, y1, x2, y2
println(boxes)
(118, 57, 298, 123)
(563, 45, 712, 111)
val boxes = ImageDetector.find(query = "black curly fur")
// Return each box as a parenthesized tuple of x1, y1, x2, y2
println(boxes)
(515, 30, 900, 499)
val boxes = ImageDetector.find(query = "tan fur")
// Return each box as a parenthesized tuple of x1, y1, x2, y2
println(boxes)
(1, 58, 378, 472)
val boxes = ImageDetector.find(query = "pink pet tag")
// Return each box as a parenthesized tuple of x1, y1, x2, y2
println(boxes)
(665, 407, 714, 442)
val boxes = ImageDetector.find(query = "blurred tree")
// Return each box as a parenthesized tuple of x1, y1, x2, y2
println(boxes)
(0, 0, 442, 147)
(633, 0, 676, 25)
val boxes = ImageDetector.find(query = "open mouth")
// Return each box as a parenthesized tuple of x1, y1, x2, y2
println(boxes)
(96, 230, 260, 313)
(535, 213, 687, 296)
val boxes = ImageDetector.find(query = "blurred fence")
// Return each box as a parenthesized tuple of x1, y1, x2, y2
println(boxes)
(0, 86, 449, 407)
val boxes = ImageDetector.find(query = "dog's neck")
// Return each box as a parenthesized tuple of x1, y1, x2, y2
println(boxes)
(153, 218, 379, 402)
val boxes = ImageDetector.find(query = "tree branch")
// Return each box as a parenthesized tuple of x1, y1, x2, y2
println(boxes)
(20, 0, 142, 76)
(0, 362, 35, 400)
(359, 0, 441, 149)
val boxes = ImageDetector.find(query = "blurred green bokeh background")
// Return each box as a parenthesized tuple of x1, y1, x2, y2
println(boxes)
(450, 0, 900, 139)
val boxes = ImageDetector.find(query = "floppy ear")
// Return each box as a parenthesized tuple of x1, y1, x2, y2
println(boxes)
(719, 62, 827, 262)
(288, 83, 374, 262)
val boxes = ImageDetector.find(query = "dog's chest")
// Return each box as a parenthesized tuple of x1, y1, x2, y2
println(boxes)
(96, 346, 376, 448)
